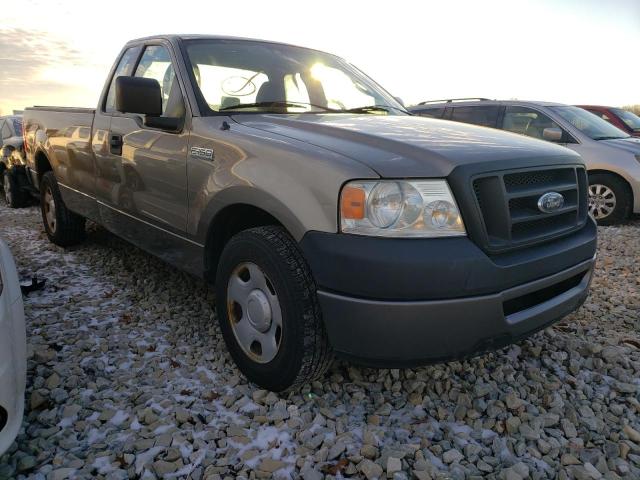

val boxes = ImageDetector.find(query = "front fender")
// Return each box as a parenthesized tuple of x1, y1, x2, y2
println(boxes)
(196, 186, 310, 242)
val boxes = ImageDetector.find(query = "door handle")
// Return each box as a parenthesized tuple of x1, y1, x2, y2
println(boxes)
(109, 134, 123, 156)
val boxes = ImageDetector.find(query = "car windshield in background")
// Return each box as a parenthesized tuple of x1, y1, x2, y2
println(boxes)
(611, 108, 640, 131)
(552, 106, 630, 140)
(184, 40, 406, 115)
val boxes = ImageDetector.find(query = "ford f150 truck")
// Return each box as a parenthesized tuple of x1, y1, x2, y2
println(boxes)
(21, 35, 597, 391)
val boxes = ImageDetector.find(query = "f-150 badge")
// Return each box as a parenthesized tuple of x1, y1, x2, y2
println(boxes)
(190, 147, 214, 160)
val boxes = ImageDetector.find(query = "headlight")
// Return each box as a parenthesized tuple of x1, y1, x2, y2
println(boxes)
(340, 180, 466, 237)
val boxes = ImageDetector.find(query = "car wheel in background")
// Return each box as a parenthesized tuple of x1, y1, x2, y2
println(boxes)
(215, 225, 332, 392)
(2, 168, 28, 208)
(39, 171, 86, 246)
(587, 173, 632, 225)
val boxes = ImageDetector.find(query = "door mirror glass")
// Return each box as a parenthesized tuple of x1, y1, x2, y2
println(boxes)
(543, 127, 563, 142)
(115, 76, 162, 116)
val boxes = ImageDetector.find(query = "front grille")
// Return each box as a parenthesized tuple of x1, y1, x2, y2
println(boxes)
(472, 166, 588, 252)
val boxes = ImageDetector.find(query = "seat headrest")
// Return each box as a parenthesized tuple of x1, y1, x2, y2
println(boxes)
(256, 82, 284, 104)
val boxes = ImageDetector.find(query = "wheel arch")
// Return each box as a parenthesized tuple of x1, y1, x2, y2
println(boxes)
(34, 149, 53, 187)
(588, 169, 635, 219)
(203, 202, 294, 283)
(588, 169, 633, 199)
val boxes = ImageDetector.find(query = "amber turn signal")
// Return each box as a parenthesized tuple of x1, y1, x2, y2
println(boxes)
(340, 186, 366, 219)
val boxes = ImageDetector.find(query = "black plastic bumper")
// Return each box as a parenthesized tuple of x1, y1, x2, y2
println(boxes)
(299, 220, 597, 366)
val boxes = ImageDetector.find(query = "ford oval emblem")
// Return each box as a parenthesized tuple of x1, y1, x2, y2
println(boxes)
(537, 192, 565, 213)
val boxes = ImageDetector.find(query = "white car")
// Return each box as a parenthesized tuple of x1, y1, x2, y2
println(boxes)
(0, 238, 26, 455)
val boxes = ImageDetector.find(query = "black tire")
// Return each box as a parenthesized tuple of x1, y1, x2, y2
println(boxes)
(215, 225, 332, 391)
(588, 173, 632, 225)
(2, 168, 28, 208)
(40, 171, 86, 246)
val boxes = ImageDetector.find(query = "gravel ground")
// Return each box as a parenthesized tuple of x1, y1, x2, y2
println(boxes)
(0, 204, 639, 480)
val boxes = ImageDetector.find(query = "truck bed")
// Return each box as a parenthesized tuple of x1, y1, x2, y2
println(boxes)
(22, 106, 97, 207)
(26, 106, 95, 114)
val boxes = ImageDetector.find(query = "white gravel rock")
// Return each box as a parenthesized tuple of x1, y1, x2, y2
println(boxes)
(1, 205, 639, 479)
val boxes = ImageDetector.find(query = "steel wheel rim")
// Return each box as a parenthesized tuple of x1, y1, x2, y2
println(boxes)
(3, 173, 11, 204)
(44, 187, 57, 233)
(588, 184, 616, 219)
(227, 262, 283, 364)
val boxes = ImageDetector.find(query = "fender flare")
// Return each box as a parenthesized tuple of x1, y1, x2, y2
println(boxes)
(197, 186, 309, 243)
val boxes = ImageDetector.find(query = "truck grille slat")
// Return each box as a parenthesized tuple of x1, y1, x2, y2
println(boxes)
(472, 166, 588, 252)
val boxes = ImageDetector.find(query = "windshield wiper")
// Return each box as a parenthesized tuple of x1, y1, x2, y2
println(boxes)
(593, 135, 629, 140)
(342, 105, 412, 115)
(342, 105, 390, 114)
(219, 101, 410, 115)
(219, 101, 336, 112)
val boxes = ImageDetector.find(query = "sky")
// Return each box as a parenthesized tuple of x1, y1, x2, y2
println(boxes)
(1, 0, 638, 115)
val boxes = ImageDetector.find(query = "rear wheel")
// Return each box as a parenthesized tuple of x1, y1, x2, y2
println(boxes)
(40, 171, 86, 246)
(588, 173, 632, 225)
(2, 168, 28, 208)
(215, 226, 332, 391)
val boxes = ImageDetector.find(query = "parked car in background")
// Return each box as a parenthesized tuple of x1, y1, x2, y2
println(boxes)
(0, 114, 31, 208)
(578, 105, 640, 138)
(20, 35, 596, 391)
(410, 99, 640, 224)
(0, 238, 26, 455)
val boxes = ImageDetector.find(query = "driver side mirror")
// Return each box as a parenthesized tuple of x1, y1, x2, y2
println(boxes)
(394, 96, 405, 107)
(115, 76, 181, 131)
(116, 76, 162, 116)
(543, 127, 563, 143)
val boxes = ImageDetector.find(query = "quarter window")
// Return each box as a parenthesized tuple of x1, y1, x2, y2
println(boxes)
(502, 106, 562, 140)
(104, 47, 139, 113)
(450, 106, 499, 127)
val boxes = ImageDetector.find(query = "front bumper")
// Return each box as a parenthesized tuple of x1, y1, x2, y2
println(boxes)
(299, 220, 597, 366)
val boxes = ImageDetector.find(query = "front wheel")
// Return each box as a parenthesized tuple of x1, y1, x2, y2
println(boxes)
(215, 226, 332, 392)
(40, 171, 86, 246)
(588, 173, 632, 225)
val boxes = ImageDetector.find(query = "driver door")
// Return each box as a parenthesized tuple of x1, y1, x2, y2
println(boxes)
(101, 43, 191, 254)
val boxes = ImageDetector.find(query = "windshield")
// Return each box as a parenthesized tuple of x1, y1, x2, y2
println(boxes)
(611, 108, 640, 131)
(184, 40, 406, 115)
(552, 106, 629, 140)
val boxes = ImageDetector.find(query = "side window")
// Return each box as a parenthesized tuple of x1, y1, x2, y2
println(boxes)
(104, 47, 139, 113)
(415, 107, 445, 118)
(502, 106, 562, 140)
(134, 45, 185, 118)
(450, 106, 499, 127)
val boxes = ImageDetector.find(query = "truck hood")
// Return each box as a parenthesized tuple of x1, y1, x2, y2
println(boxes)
(599, 136, 640, 154)
(232, 114, 580, 177)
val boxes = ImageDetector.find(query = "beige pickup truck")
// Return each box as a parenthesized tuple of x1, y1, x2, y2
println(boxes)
(20, 35, 596, 391)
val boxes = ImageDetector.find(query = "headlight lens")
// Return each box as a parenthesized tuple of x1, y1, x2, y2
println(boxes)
(340, 180, 466, 237)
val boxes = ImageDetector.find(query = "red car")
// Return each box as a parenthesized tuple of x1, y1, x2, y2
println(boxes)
(578, 105, 640, 137)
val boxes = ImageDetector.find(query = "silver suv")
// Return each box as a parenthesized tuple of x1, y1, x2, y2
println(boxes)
(410, 99, 640, 224)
